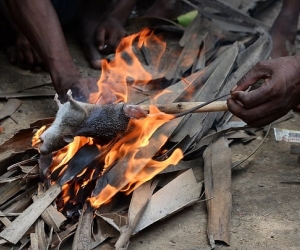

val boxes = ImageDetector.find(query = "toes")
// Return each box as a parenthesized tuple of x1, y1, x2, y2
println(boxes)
(90, 59, 102, 69)
(82, 40, 103, 69)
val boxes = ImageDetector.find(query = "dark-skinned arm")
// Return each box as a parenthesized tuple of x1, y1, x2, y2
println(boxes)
(5, 0, 95, 102)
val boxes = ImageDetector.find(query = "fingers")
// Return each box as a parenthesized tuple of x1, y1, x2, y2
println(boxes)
(97, 29, 118, 54)
(107, 31, 119, 51)
(227, 98, 287, 127)
(6, 46, 17, 65)
(31, 50, 43, 72)
(230, 80, 278, 109)
(32, 49, 43, 65)
(82, 39, 103, 69)
(231, 60, 272, 92)
(107, 29, 127, 52)
(293, 104, 300, 112)
(97, 28, 107, 51)
(227, 57, 300, 127)
(230, 59, 285, 109)
(70, 78, 99, 103)
(96, 22, 127, 54)
(18, 38, 34, 69)
(6, 44, 43, 71)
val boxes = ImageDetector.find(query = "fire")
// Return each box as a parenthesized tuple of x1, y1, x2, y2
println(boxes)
(36, 28, 184, 212)
(90, 28, 166, 104)
(50, 137, 96, 178)
(122, 148, 183, 194)
(31, 125, 47, 148)
(102, 106, 174, 169)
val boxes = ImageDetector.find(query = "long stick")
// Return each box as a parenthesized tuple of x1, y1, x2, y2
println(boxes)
(140, 101, 227, 114)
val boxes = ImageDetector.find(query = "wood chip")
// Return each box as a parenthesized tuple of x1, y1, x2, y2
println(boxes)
(165, 14, 206, 81)
(133, 169, 202, 233)
(0, 99, 21, 120)
(30, 233, 39, 250)
(0, 128, 36, 154)
(72, 203, 93, 250)
(0, 180, 26, 205)
(51, 223, 78, 248)
(35, 218, 48, 249)
(115, 179, 159, 249)
(32, 194, 66, 232)
(203, 137, 232, 246)
(0, 210, 12, 227)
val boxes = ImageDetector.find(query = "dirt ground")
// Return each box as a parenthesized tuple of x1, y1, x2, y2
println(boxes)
(1, 1, 300, 249)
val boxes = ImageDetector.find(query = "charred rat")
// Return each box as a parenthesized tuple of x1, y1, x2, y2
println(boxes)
(39, 92, 228, 155)
(39, 93, 147, 155)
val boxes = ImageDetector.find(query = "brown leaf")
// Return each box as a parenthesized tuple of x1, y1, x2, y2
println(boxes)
(0, 99, 21, 120)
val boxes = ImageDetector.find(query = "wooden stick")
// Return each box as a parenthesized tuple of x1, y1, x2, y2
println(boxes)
(139, 101, 227, 114)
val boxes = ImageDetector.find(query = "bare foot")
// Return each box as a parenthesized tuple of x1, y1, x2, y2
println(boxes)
(6, 33, 43, 71)
(0, 1, 43, 71)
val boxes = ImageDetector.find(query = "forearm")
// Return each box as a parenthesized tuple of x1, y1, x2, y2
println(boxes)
(5, 0, 80, 93)
(111, 0, 138, 24)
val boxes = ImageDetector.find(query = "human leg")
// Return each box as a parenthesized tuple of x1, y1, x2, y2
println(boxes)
(270, 0, 300, 58)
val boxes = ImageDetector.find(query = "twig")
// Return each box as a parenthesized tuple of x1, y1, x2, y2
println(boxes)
(198, 196, 215, 203)
(23, 165, 38, 179)
(232, 124, 271, 169)
(9, 116, 18, 124)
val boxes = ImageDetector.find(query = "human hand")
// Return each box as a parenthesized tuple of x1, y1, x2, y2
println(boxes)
(56, 77, 99, 103)
(96, 16, 127, 54)
(7, 33, 43, 71)
(227, 56, 300, 127)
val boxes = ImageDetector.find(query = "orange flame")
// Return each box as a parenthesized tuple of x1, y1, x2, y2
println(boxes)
(90, 28, 166, 104)
(122, 148, 183, 194)
(88, 106, 183, 208)
(36, 28, 184, 211)
(31, 125, 47, 149)
(49, 137, 96, 180)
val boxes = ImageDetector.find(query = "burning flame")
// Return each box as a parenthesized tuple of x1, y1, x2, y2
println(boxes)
(36, 28, 184, 211)
(90, 28, 166, 104)
(31, 125, 47, 148)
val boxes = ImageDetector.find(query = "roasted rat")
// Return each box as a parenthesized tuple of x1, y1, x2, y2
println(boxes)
(39, 93, 147, 155)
